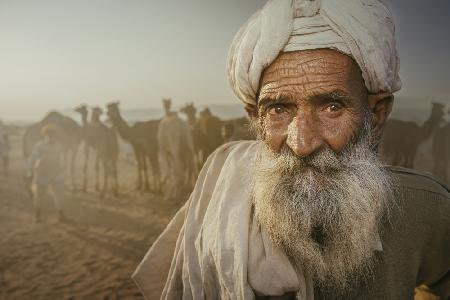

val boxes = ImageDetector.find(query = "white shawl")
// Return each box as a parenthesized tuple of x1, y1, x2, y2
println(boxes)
(133, 141, 314, 299)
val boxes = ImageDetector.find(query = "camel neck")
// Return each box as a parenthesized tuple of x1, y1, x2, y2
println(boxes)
(187, 115, 196, 125)
(111, 114, 131, 140)
(81, 114, 88, 126)
(91, 115, 101, 123)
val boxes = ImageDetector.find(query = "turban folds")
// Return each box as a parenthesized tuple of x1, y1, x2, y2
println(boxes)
(227, 0, 402, 106)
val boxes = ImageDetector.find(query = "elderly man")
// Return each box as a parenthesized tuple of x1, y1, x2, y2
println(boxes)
(133, 0, 450, 299)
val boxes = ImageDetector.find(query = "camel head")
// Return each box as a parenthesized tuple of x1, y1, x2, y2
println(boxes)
(91, 107, 103, 122)
(200, 107, 212, 118)
(92, 106, 103, 116)
(180, 102, 197, 119)
(162, 98, 172, 114)
(430, 102, 445, 120)
(106, 101, 121, 120)
(74, 105, 88, 117)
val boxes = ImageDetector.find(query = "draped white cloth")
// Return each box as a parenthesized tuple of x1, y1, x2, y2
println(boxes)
(227, 0, 402, 106)
(133, 141, 383, 299)
(133, 141, 314, 299)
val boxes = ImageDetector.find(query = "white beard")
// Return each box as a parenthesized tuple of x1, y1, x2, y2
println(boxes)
(252, 126, 397, 290)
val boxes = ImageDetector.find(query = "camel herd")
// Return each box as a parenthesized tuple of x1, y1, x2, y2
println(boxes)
(21, 99, 253, 197)
(19, 100, 450, 197)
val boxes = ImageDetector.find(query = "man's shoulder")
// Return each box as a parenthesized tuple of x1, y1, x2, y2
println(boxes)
(387, 166, 449, 199)
(201, 140, 260, 174)
(210, 140, 260, 159)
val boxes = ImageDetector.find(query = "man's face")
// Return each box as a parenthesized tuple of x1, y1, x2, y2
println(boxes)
(257, 49, 369, 156)
(252, 49, 396, 290)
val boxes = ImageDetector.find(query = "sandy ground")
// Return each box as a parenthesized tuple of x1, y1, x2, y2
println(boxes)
(0, 134, 184, 300)
(0, 132, 445, 300)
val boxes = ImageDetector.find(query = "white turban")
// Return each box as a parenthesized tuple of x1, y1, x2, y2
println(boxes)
(227, 0, 402, 106)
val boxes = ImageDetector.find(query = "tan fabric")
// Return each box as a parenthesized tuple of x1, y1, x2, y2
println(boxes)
(227, 0, 401, 106)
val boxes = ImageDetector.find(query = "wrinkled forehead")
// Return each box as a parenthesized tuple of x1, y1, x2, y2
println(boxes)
(258, 49, 367, 101)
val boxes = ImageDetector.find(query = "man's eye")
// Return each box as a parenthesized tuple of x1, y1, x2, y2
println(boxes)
(325, 103, 343, 113)
(267, 105, 287, 116)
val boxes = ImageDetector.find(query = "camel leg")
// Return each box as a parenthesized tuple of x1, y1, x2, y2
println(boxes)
(150, 155, 161, 192)
(95, 152, 100, 191)
(112, 159, 119, 196)
(134, 150, 143, 190)
(70, 149, 75, 190)
(71, 146, 79, 190)
(142, 156, 150, 191)
(161, 152, 172, 200)
(101, 159, 108, 198)
(83, 145, 89, 192)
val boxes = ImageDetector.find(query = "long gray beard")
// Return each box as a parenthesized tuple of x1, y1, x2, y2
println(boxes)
(252, 123, 397, 290)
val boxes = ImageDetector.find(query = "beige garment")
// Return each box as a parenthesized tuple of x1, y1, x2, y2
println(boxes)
(27, 139, 65, 185)
(227, 0, 401, 106)
(32, 182, 65, 211)
(133, 141, 313, 299)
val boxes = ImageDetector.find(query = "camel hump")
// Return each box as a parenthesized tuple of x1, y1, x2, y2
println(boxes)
(387, 165, 449, 196)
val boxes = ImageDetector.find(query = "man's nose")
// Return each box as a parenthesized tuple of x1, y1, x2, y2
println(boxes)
(286, 116, 325, 157)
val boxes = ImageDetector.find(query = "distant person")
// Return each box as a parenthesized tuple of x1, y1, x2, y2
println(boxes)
(0, 133, 10, 175)
(27, 124, 66, 222)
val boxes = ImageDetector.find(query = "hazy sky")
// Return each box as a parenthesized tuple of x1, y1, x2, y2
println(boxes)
(0, 0, 449, 120)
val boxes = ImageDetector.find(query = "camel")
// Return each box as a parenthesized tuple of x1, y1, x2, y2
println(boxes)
(381, 102, 445, 168)
(91, 107, 119, 196)
(198, 107, 223, 161)
(74, 105, 97, 191)
(22, 111, 82, 188)
(158, 99, 196, 198)
(180, 104, 224, 167)
(180, 103, 204, 168)
(431, 109, 450, 182)
(74, 105, 119, 196)
(106, 102, 160, 191)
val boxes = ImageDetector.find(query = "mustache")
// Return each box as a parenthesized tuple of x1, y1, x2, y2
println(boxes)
(271, 120, 378, 176)
(278, 145, 341, 173)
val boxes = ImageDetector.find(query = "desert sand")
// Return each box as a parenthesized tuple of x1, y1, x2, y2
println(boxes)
(0, 132, 183, 300)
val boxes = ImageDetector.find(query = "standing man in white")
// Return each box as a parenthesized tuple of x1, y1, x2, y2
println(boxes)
(27, 124, 66, 222)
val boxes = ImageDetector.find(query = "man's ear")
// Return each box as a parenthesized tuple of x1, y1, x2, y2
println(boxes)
(367, 92, 394, 138)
